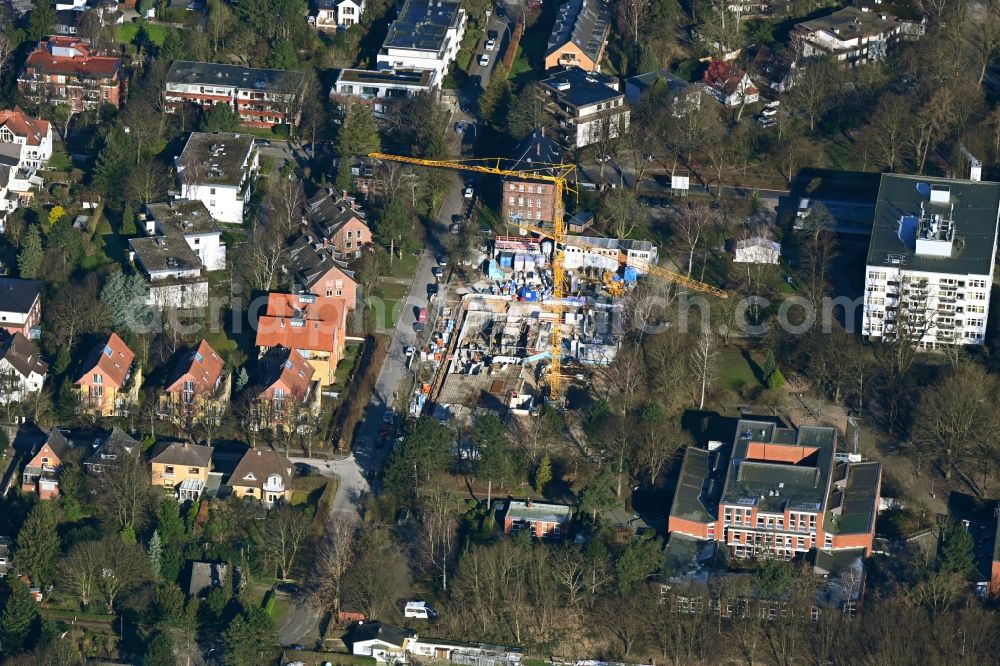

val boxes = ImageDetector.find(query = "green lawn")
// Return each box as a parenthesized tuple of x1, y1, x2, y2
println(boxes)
(386, 252, 419, 280)
(717, 347, 765, 392)
(379, 281, 409, 300)
(118, 20, 171, 46)
(48, 145, 73, 172)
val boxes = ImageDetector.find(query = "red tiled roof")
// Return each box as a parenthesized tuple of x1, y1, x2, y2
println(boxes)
(76, 332, 134, 388)
(259, 346, 315, 399)
(255, 293, 345, 353)
(703, 59, 755, 96)
(165, 339, 225, 394)
(0, 107, 49, 147)
(25, 38, 120, 80)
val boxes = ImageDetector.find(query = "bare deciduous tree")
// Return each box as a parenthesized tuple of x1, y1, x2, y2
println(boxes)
(262, 503, 310, 579)
(672, 200, 718, 278)
(689, 326, 718, 410)
(314, 515, 358, 620)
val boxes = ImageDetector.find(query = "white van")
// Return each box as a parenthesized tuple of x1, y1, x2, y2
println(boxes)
(404, 601, 438, 619)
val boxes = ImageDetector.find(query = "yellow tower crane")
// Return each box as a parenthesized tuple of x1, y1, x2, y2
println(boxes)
(367, 152, 727, 399)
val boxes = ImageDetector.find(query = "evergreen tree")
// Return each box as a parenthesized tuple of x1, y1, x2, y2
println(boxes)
(474, 412, 521, 489)
(142, 628, 176, 666)
(0, 579, 40, 656)
(222, 607, 280, 666)
(382, 417, 452, 501)
(101, 270, 152, 333)
(374, 198, 415, 256)
(94, 126, 138, 200)
(158, 28, 187, 62)
(199, 103, 241, 133)
(17, 226, 43, 279)
(26, 0, 56, 42)
(235, 367, 249, 392)
(337, 104, 381, 160)
(14, 502, 59, 586)
(615, 534, 663, 594)
(940, 522, 976, 578)
(579, 467, 615, 521)
(533, 454, 552, 495)
(270, 39, 298, 69)
(148, 530, 162, 582)
(478, 64, 512, 129)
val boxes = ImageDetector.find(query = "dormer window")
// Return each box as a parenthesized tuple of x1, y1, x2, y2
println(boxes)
(244, 472, 256, 481)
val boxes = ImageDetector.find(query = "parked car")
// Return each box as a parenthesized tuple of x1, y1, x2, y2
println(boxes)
(432, 266, 444, 278)
(479, 54, 490, 67)
(437, 255, 448, 266)
(395, 508, 410, 526)
(404, 601, 438, 619)
(464, 186, 474, 198)
(455, 121, 466, 134)
(383, 410, 394, 424)
(485, 38, 496, 50)
(487, 29, 499, 40)
(418, 307, 428, 323)
(450, 223, 461, 234)
(427, 283, 439, 297)
(405, 346, 415, 357)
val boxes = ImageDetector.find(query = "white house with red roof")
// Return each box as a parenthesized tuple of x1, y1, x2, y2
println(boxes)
(702, 59, 759, 108)
(0, 108, 52, 170)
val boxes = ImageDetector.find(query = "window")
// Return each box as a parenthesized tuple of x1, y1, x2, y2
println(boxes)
(164, 466, 175, 476)
(189, 467, 199, 474)
(347, 230, 352, 238)
(93, 373, 103, 384)
(182, 380, 195, 404)
(274, 388, 285, 400)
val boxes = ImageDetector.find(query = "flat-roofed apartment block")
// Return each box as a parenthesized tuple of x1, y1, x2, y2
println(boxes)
(330, 68, 433, 117)
(863, 174, 1000, 348)
(793, 7, 923, 66)
(164, 61, 305, 128)
(375, 0, 466, 86)
(668, 419, 882, 560)
(538, 68, 629, 149)
(544, 0, 611, 72)
(175, 132, 259, 225)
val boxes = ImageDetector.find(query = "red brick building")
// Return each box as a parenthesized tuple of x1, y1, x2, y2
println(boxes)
(668, 420, 882, 560)
(21, 429, 73, 499)
(501, 498, 573, 539)
(502, 129, 562, 225)
(18, 37, 125, 113)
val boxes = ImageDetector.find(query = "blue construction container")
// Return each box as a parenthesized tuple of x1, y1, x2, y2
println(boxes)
(623, 266, 639, 283)
(499, 252, 514, 268)
(521, 289, 539, 302)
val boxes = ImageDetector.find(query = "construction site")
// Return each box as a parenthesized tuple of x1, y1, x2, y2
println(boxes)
(373, 151, 726, 421)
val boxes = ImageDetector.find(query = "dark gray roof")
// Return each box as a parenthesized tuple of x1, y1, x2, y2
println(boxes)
(188, 561, 227, 597)
(624, 69, 692, 105)
(0, 278, 42, 315)
(348, 622, 416, 648)
(0, 143, 22, 167)
(150, 441, 214, 468)
(166, 60, 305, 93)
(0, 332, 46, 377)
(85, 427, 140, 467)
(130, 235, 203, 274)
(382, 0, 463, 53)
(145, 200, 220, 236)
(546, 0, 611, 63)
(286, 232, 356, 289)
(177, 132, 256, 187)
(827, 461, 881, 535)
(36, 428, 73, 459)
(670, 447, 723, 523)
(307, 189, 368, 238)
(720, 420, 836, 513)
(540, 68, 622, 109)
(866, 174, 1000, 274)
(229, 448, 292, 488)
(337, 68, 432, 87)
(508, 129, 563, 179)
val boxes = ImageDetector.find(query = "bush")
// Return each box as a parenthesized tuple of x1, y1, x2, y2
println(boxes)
(332, 335, 389, 451)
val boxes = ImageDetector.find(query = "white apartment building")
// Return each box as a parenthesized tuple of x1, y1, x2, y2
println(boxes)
(793, 7, 922, 66)
(144, 200, 226, 271)
(376, 0, 466, 86)
(539, 68, 629, 149)
(329, 68, 433, 116)
(128, 234, 209, 309)
(314, 0, 365, 29)
(863, 174, 1000, 348)
(175, 132, 258, 225)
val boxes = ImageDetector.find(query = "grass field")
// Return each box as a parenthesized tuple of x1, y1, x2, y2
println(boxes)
(387, 252, 419, 280)
(379, 281, 410, 300)
(718, 347, 765, 392)
(118, 21, 171, 46)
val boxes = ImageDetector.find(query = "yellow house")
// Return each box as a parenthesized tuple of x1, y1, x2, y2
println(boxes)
(149, 441, 214, 501)
(229, 448, 294, 507)
(74, 333, 142, 417)
(157, 339, 231, 425)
